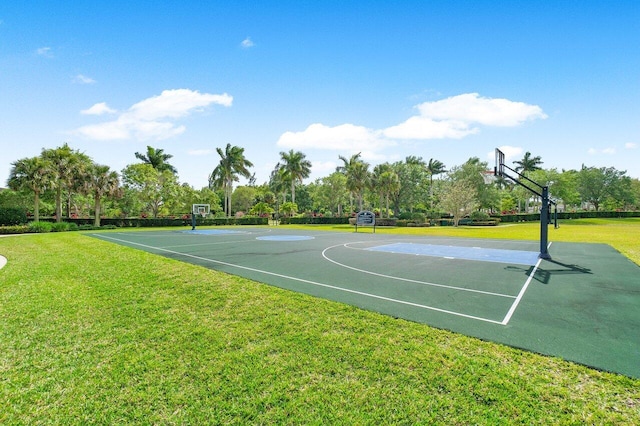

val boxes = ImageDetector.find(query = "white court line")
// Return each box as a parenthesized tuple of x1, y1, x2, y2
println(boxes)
(500, 242, 552, 325)
(93, 234, 505, 325)
(162, 238, 258, 249)
(328, 242, 517, 299)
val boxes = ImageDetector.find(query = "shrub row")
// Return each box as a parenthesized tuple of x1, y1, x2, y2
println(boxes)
(396, 220, 430, 227)
(35, 216, 269, 227)
(0, 207, 28, 226)
(0, 222, 123, 234)
(498, 210, 640, 222)
(0, 225, 29, 234)
(280, 217, 350, 225)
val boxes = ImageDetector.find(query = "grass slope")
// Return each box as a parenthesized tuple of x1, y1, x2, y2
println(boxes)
(1, 220, 639, 424)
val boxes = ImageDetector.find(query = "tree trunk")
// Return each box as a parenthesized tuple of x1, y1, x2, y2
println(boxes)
(385, 195, 390, 219)
(94, 196, 101, 227)
(66, 194, 72, 220)
(33, 191, 40, 222)
(55, 188, 63, 222)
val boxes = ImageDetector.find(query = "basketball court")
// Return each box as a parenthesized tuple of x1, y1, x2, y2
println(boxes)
(89, 227, 640, 378)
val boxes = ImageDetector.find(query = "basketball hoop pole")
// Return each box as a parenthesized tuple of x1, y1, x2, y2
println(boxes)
(495, 148, 553, 260)
(191, 204, 210, 231)
(539, 186, 551, 259)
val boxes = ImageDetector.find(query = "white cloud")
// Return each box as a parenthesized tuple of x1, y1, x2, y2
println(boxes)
(81, 102, 116, 115)
(128, 89, 232, 120)
(74, 89, 232, 141)
(311, 160, 338, 177)
(36, 46, 53, 57)
(76, 118, 133, 140)
(241, 37, 255, 48)
(277, 123, 394, 152)
(588, 147, 616, 155)
(625, 142, 637, 149)
(384, 116, 477, 139)
(276, 93, 546, 162)
(74, 74, 96, 84)
(418, 93, 547, 126)
(383, 93, 547, 140)
(490, 145, 523, 163)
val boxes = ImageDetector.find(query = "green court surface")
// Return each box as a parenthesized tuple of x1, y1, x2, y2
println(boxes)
(90, 227, 640, 378)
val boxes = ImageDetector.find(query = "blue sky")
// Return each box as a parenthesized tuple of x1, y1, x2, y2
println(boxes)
(1, 1, 638, 189)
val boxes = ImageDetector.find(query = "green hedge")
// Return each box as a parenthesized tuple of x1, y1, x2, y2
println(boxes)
(498, 210, 640, 222)
(396, 220, 430, 227)
(280, 216, 400, 226)
(0, 225, 29, 234)
(280, 217, 350, 225)
(0, 207, 28, 226)
(34, 216, 268, 227)
(200, 217, 268, 226)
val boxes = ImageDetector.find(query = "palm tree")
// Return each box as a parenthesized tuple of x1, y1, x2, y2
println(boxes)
(427, 158, 446, 209)
(41, 143, 91, 222)
(209, 143, 253, 217)
(279, 150, 312, 204)
(86, 164, 120, 227)
(337, 153, 370, 212)
(378, 170, 400, 218)
(372, 163, 392, 216)
(513, 152, 543, 175)
(348, 162, 370, 212)
(135, 146, 178, 174)
(513, 152, 543, 212)
(7, 156, 52, 222)
(269, 163, 289, 204)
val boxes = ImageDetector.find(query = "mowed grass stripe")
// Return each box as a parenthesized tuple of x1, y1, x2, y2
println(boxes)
(0, 222, 638, 424)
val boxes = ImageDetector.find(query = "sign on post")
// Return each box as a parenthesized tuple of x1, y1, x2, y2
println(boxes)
(355, 210, 376, 233)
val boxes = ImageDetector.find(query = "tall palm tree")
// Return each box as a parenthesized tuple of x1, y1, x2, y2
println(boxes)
(513, 151, 543, 212)
(7, 156, 52, 222)
(513, 152, 543, 212)
(85, 164, 120, 227)
(337, 153, 370, 212)
(372, 163, 392, 215)
(427, 158, 446, 209)
(269, 163, 289, 204)
(41, 143, 91, 222)
(209, 143, 253, 217)
(135, 146, 178, 174)
(513, 152, 543, 175)
(378, 170, 400, 218)
(279, 150, 312, 204)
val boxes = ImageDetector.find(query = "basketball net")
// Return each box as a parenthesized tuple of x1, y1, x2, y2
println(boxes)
(481, 170, 496, 185)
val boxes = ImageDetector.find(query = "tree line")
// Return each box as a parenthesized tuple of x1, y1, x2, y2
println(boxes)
(3, 143, 639, 226)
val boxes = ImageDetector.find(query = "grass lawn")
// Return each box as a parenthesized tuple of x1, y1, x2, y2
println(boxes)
(1, 219, 639, 424)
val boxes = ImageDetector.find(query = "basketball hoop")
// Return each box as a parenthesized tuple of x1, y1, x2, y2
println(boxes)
(481, 170, 496, 185)
(192, 204, 210, 218)
(190, 204, 210, 230)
